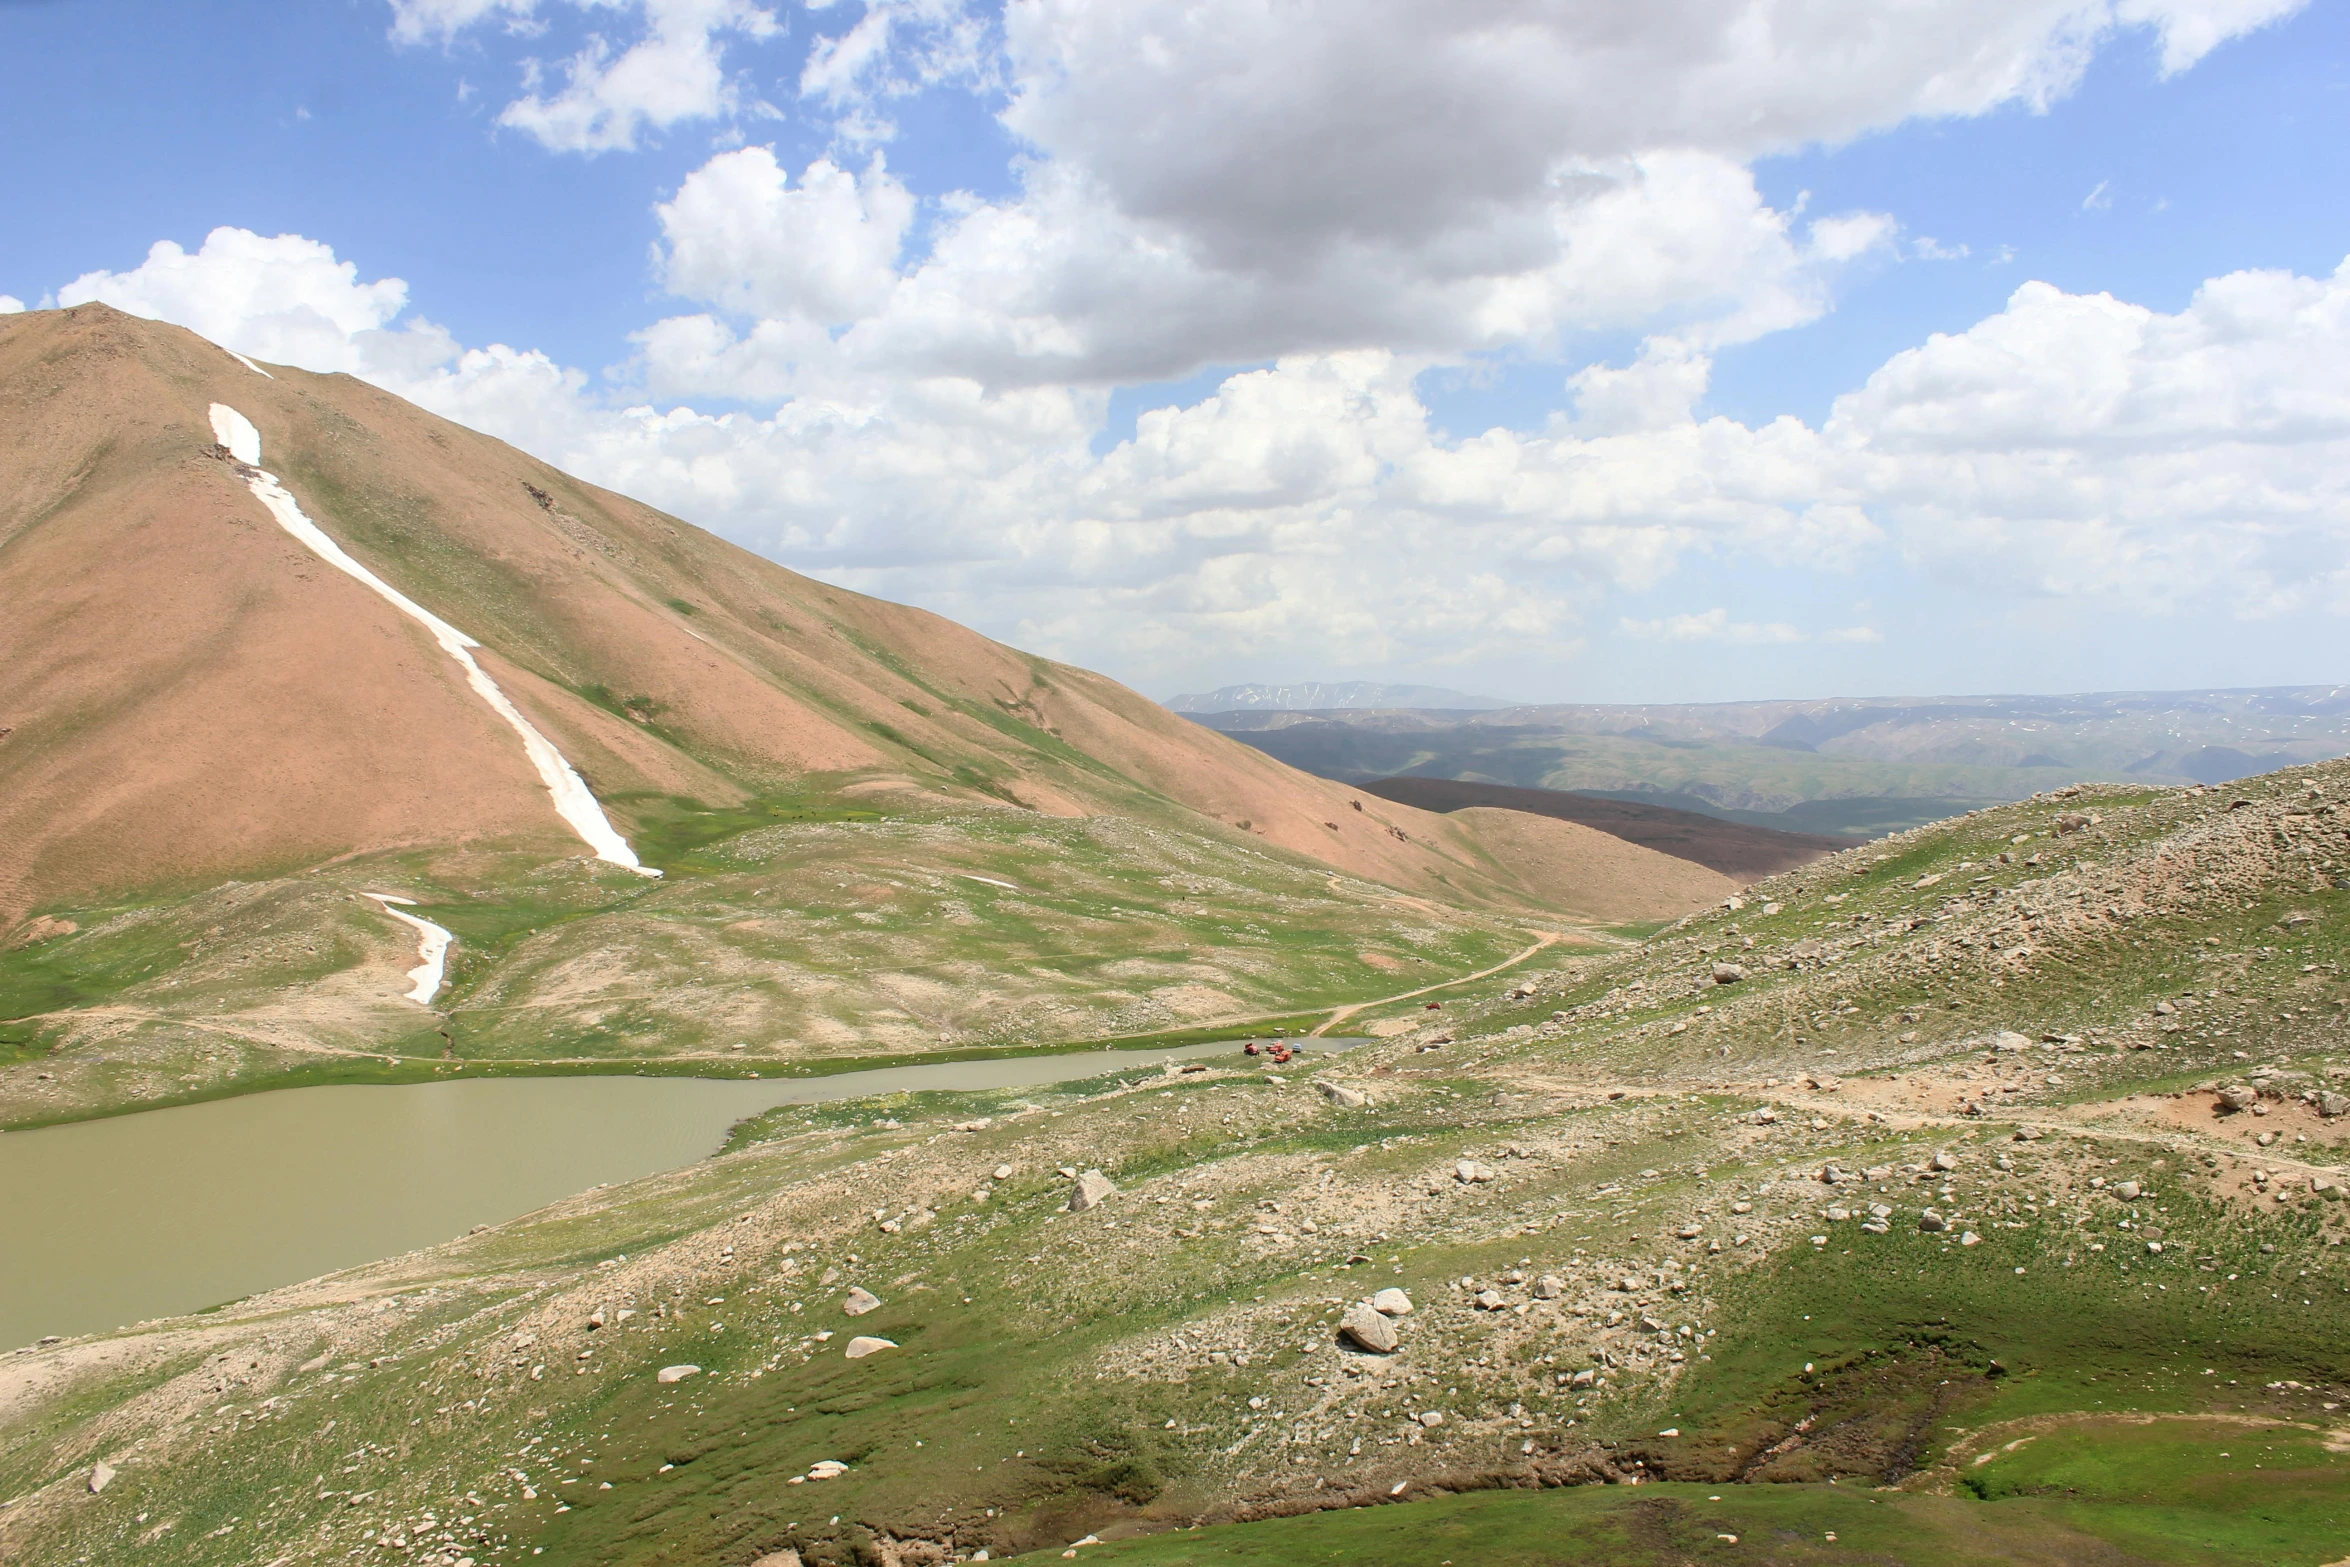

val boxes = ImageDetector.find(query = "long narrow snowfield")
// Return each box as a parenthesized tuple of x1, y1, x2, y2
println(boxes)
(362, 894, 454, 1006)
(208, 403, 656, 876)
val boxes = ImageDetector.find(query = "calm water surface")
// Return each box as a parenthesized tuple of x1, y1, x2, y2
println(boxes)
(1, 1039, 1308, 1349)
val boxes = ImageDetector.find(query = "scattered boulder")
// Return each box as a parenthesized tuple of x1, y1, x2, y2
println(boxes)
(1932, 1151, 1960, 1172)
(1749, 1107, 1778, 1125)
(843, 1287, 882, 1317)
(1533, 1275, 1564, 1300)
(1919, 1210, 1948, 1233)
(656, 1365, 701, 1384)
(807, 1460, 848, 1481)
(1338, 1303, 1399, 1354)
(1712, 964, 1748, 985)
(1317, 1082, 1369, 1109)
(2321, 1094, 2349, 1119)
(586, 1306, 606, 1331)
(845, 1336, 898, 1360)
(1371, 1288, 1414, 1316)
(2217, 1085, 2259, 1113)
(88, 1463, 115, 1495)
(1473, 1289, 1507, 1311)
(993, 1163, 1015, 1180)
(1455, 1160, 1496, 1184)
(1417, 1411, 1445, 1428)
(2112, 1181, 2142, 1202)
(1070, 1170, 1119, 1210)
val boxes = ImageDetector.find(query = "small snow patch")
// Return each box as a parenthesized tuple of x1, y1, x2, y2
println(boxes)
(363, 894, 453, 1006)
(209, 403, 261, 465)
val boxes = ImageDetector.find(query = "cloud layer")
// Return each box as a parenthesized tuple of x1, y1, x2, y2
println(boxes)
(39, 0, 2336, 694)
(61, 222, 2350, 684)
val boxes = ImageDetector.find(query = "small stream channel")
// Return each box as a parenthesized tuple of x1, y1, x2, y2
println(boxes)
(2, 1038, 1323, 1350)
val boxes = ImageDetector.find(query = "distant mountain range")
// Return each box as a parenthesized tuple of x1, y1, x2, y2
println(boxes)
(1165, 681, 1512, 712)
(1188, 686, 2350, 838)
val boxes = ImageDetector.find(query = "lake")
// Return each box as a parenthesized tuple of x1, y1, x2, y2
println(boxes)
(1, 1038, 1312, 1349)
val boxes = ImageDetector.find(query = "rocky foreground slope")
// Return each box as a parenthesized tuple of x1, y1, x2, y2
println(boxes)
(4, 764, 2345, 1565)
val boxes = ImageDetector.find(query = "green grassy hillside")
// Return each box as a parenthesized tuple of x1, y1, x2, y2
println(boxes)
(0, 797, 1564, 1128)
(4, 766, 2346, 1567)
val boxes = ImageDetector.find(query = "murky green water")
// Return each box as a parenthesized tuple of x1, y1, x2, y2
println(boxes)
(1, 1039, 1316, 1349)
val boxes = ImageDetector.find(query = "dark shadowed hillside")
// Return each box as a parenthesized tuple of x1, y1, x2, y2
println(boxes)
(1360, 775, 1856, 882)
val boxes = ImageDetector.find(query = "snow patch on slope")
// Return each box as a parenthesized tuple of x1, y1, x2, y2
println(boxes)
(227, 349, 274, 380)
(363, 893, 454, 1006)
(209, 403, 261, 465)
(209, 402, 656, 876)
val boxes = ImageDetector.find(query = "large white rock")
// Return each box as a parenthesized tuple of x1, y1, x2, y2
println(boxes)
(1371, 1288, 1413, 1316)
(1071, 1170, 1118, 1210)
(656, 1364, 701, 1384)
(843, 1287, 882, 1316)
(88, 1462, 116, 1494)
(1339, 1302, 1399, 1354)
(845, 1336, 898, 1360)
(1317, 1082, 1369, 1109)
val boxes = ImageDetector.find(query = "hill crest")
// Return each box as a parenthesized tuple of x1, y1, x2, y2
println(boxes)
(0, 304, 1727, 931)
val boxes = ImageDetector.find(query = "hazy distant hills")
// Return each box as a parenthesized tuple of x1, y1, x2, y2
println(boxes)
(1165, 681, 1511, 712)
(1191, 687, 2350, 838)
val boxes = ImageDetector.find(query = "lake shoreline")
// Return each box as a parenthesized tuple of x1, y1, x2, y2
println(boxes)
(0, 1012, 1352, 1134)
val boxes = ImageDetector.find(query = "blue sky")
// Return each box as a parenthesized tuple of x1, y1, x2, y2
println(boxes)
(5, 0, 2347, 704)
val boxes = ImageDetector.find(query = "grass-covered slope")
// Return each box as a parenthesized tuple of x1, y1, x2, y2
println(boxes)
(0, 798, 1594, 1128)
(4, 764, 2346, 1565)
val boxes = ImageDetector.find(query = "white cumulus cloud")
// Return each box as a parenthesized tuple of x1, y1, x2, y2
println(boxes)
(387, 0, 541, 44)
(656, 147, 915, 323)
(1622, 609, 1808, 644)
(396, 0, 780, 153)
(54, 228, 449, 375)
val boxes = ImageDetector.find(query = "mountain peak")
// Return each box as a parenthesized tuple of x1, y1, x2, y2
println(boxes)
(0, 307, 1715, 929)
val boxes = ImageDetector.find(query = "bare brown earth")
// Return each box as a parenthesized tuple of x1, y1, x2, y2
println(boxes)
(1361, 775, 1854, 882)
(0, 305, 1721, 928)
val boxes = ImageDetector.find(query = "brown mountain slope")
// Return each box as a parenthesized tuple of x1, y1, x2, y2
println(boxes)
(1361, 775, 1853, 882)
(0, 305, 1731, 925)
